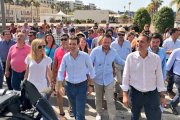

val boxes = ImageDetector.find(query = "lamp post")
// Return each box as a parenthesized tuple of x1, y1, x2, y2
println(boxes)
(128, 2, 131, 24)
(1, 0, 6, 30)
(124, 5, 126, 14)
(13, 0, 17, 23)
(31, 2, 34, 24)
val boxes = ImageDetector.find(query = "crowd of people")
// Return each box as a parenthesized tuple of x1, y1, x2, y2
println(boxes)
(0, 20, 180, 120)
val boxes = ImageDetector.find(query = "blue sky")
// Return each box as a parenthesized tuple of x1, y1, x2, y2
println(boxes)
(83, 0, 176, 12)
(58, 0, 176, 12)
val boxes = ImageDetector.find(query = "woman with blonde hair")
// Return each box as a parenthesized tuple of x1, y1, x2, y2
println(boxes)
(97, 36, 104, 46)
(24, 39, 53, 92)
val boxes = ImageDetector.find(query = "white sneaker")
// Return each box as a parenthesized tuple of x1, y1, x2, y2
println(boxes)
(96, 115, 101, 120)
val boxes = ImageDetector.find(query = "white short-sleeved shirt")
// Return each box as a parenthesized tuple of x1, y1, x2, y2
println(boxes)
(25, 55, 52, 92)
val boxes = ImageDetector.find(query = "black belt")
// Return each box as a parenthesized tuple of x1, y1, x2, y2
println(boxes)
(67, 80, 87, 87)
(131, 86, 156, 95)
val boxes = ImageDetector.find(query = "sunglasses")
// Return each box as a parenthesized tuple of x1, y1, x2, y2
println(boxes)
(38, 45, 46, 49)
(61, 38, 68, 41)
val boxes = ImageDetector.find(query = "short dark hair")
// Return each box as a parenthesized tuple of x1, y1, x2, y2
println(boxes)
(106, 29, 113, 35)
(103, 33, 112, 41)
(97, 28, 105, 33)
(61, 33, 69, 39)
(69, 28, 75, 33)
(169, 28, 178, 35)
(2, 30, 11, 36)
(139, 33, 150, 42)
(69, 36, 80, 44)
(151, 32, 163, 42)
(29, 30, 37, 36)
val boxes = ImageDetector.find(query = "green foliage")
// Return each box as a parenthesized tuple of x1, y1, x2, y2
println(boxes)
(134, 8, 151, 32)
(153, 7, 174, 34)
(120, 15, 129, 23)
(101, 20, 107, 23)
(50, 18, 56, 23)
(74, 19, 81, 24)
(87, 19, 94, 23)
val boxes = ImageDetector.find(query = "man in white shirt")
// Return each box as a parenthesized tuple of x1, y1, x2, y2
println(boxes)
(121, 34, 166, 120)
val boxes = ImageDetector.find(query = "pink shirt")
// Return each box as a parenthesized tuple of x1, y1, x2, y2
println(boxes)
(54, 47, 69, 77)
(7, 44, 30, 72)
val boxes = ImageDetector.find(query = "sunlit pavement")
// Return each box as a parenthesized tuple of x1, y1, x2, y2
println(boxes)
(49, 92, 180, 120)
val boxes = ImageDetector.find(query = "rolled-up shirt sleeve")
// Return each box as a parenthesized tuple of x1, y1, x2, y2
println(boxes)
(121, 55, 130, 91)
(166, 50, 176, 71)
(156, 57, 166, 92)
(57, 56, 66, 81)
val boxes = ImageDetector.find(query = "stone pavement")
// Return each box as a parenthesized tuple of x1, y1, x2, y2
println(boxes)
(49, 92, 180, 120)
(1, 81, 180, 120)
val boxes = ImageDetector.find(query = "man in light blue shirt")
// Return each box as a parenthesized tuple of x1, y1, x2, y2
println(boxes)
(166, 48, 180, 115)
(57, 36, 95, 120)
(110, 27, 132, 101)
(90, 34, 125, 120)
(0, 30, 16, 90)
(148, 33, 166, 81)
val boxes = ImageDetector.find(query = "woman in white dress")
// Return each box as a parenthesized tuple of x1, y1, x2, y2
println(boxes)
(24, 39, 53, 93)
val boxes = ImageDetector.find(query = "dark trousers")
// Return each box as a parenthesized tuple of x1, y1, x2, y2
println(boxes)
(0, 61, 3, 88)
(65, 81, 87, 120)
(171, 74, 180, 107)
(129, 87, 161, 120)
(2, 62, 13, 90)
(167, 68, 174, 92)
(11, 69, 25, 91)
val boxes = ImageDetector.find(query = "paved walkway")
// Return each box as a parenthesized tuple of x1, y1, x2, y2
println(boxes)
(49, 92, 180, 120)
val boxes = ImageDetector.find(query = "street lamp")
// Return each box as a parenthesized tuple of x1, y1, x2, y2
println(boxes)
(1, 0, 6, 30)
(31, 2, 34, 24)
(124, 5, 126, 14)
(128, 2, 131, 24)
(13, 0, 17, 23)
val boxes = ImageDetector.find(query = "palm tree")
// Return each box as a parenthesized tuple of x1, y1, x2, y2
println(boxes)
(55, 3, 61, 12)
(170, 0, 180, 11)
(147, 0, 163, 18)
(50, 3, 56, 13)
(151, 0, 163, 13)
(33, 1, 40, 21)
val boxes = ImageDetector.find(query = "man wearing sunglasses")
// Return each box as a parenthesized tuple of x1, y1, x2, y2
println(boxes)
(110, 27, 132, 101)
(52, 34, 71, 118)
(27, 30, 37, 45)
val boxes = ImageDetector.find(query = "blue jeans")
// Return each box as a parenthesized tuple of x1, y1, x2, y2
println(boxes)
(171, 74, 180, 107)
(11, 70, 25, 91)
(129, 86, 161, 120)
(0, 60, 3, 88)
(65, 81, 87, 120)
